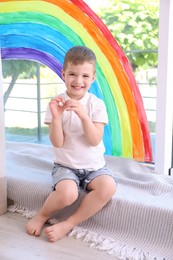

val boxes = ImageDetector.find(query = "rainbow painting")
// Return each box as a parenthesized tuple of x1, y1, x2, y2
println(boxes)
(0, 0, 152, 162)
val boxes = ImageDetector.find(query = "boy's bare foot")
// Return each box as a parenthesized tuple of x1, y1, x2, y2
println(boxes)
(45, 221, 73, 242)
(26, 214, 48, 236)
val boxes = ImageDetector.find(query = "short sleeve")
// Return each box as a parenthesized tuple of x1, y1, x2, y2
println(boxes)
(92, 98, 108, 125)
(44, 105, 52, 125)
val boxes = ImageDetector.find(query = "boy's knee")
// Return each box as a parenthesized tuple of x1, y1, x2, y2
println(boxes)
(97, 178, 116, 201)
(60, 189, 78, 207)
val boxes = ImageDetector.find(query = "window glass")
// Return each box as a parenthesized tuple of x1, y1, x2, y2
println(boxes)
(84, 0, 159, 162)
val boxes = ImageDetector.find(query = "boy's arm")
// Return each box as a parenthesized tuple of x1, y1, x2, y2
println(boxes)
(48, 98, 65, 147)
(49, 118, 64, 147)
(81, 116, 104, 146)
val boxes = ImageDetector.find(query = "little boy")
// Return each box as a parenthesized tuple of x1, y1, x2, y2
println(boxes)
(26, 46, 116, 242)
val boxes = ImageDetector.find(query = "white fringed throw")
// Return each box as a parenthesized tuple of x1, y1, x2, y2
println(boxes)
(6, 141, 173, 260)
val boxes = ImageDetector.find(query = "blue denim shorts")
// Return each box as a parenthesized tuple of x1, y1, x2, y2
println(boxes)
(52, 163, 116, 191)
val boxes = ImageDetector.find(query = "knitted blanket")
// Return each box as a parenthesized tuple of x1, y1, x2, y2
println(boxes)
(6, 141, 173, 260)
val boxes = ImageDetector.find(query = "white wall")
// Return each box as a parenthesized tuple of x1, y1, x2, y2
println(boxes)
(0, 51, 7, 214)
(0, 53, 6, 178)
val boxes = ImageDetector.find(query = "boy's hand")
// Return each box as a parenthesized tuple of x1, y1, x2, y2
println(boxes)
(65, 99, 88, 120)
(49, 97, 65, 118)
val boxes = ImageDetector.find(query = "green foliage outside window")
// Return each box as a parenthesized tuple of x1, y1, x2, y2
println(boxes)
(96, 0, 159, 71)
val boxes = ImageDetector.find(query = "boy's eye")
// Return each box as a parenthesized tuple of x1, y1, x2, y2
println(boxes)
(83, 75, 89, 78)
(69, 73, 75, 76)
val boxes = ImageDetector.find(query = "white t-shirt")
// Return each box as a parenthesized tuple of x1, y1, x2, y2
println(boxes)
(44, 91, 108, 171)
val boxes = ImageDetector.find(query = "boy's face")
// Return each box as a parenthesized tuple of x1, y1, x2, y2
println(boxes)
(62, 61, 96, 100)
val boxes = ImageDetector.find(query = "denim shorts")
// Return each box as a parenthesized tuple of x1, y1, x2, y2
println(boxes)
(51, 163, 116, 191)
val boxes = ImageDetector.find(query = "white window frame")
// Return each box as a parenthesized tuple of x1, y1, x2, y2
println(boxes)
(155, 0, 173, 175)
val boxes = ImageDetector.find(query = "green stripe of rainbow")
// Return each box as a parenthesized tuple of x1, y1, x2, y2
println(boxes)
(0, 0, 152, 162)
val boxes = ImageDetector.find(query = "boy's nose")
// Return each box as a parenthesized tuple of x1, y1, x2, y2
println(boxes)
(74, 76, 83, 84)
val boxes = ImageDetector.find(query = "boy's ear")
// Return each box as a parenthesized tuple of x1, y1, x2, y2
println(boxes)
(92, 73, 96, 82)
(61, 69, 65, 80)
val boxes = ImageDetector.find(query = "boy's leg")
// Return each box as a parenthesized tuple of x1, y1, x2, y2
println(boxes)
(26, 180, 78, 236)
(45, 175, 116, 242)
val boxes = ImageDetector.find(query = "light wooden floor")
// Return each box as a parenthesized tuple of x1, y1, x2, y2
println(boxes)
(0, 212, 116, 260)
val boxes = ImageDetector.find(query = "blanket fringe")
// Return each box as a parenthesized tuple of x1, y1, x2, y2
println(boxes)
(69, 227, 163, 260)
(8, 203, 38, 219)
(8, 204, 59, 225)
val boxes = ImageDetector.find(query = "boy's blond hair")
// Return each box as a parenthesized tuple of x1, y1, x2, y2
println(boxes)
(63, 46, 96, 72)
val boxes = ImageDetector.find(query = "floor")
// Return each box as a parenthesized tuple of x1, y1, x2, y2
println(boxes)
(0, 212, 116, 260)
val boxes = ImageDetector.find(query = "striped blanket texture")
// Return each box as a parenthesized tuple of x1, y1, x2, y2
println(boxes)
(6, 141, 173, 260)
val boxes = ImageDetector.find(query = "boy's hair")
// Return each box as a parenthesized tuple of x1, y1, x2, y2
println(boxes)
(63, 46, 96, 71)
